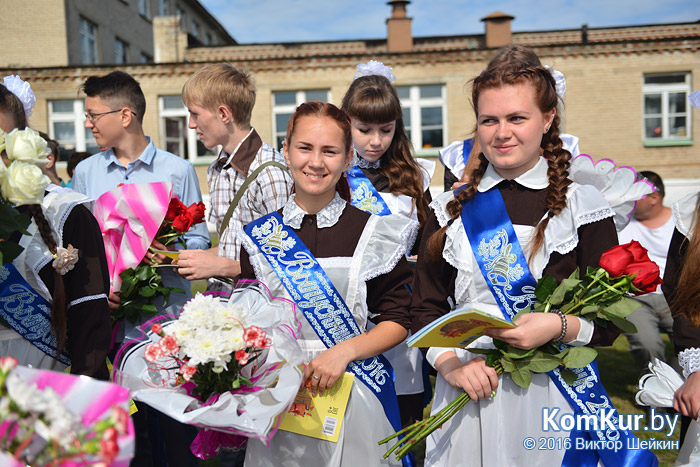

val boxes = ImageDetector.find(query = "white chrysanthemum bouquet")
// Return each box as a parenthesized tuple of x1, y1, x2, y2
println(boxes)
(114, 281, 305, 459)
(144, 293, 270, 402)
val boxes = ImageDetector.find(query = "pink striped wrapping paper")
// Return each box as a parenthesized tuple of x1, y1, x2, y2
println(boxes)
(93, 182, 175, 292)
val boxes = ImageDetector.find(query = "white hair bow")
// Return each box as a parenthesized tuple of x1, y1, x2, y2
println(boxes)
(2, 75, 36, 118)
(354, 60, 396, 83)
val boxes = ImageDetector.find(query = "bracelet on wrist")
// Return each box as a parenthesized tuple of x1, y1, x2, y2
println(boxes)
(553, 309, 567, 344)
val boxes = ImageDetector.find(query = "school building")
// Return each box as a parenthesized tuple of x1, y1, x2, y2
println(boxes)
(2, 1, 699, 201)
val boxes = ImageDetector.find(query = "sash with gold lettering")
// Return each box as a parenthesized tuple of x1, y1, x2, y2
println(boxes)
(0, 263, 70, 365)
(459, 187, 656, 467)
(244, 211, 414, 467)
(346, 166, 392, 216)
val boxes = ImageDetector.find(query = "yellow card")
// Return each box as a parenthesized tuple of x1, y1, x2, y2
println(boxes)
(152, 249, 180, 260)
(408, 307, 516, 348)
(278, 372, 354, 443)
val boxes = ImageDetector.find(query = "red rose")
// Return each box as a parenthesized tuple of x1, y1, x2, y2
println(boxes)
(165, 198, 186, 222)
(171, 212, 193, 232)
(185, 201, 206, 226)
(625, 260, 663, 295)
(599, 241, 652, 277)
(624, 240, 651, 262)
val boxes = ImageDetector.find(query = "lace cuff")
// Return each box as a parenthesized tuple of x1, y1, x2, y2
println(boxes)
(679, 348, 700, 379)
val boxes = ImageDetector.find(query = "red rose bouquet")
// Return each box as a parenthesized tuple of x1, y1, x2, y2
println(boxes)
(114, 196, 207, 325)
(380, 241, 662, 460)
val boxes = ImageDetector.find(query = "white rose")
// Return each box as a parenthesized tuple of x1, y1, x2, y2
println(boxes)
(0, 158, 7, 187)
(4, 128, 50, 166)
(2, 161, 50, 206)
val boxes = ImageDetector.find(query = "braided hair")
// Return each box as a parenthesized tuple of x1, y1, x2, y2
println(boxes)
(428, 48, 571, 261)
(21, 204, 68, 362)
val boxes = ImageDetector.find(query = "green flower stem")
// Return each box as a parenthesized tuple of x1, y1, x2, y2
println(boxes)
(565, 277, 629, 315)
(382, 364, 503, 461)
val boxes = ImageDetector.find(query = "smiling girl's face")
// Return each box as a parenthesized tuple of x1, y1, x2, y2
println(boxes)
(477, 82, 555, 180)
(284, 114, 352, 213)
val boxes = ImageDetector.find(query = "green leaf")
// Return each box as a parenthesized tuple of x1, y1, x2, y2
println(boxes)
(559, 368, 577, 386)
(520, 352, 562, 373)
(603, 297, 641, 319)
(549, 278, 582, 305)
(142, 303, 158, 313)
(135, 266, 151, 281)
(502, 345, 536, 360)
(604, 314, 638, 334)
(485, 351, 502, 368)
(510, 366, 532, 388)
(535, 274, 559, 302)
(139, 286, 156, 297)
(562, 346, 597, 368)
(499, 356, 516, 373)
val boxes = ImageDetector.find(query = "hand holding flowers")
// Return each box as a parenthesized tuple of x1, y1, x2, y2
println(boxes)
(380, 241, 663, 460)
(114, 196, 207, 325)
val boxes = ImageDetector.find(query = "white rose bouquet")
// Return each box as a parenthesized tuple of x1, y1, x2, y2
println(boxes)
(113, 281, 305, 459)
(0, 128, 50, 263)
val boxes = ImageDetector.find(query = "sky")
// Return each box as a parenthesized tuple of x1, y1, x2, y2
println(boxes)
(199, 0, 700, 44)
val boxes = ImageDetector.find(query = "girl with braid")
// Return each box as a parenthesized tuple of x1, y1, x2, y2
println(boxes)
(410, 48, 622, 466)
(0, 80, 111, 379)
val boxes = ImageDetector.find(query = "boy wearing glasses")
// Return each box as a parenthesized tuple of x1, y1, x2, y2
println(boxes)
(71, 70, 207, 467)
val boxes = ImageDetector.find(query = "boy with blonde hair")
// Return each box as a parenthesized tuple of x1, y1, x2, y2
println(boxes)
(177, 64, 291, 291)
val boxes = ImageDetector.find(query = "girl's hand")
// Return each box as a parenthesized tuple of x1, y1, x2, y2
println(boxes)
(485, 313, 580, 349)
(674, 371, 700, 418)
(302, 346, 353, 396)
(436, 354, 498, 401)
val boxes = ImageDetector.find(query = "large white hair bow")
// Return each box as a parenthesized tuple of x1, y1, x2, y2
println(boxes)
(2, 75, 36, 118)
(354, 60, 396, 83)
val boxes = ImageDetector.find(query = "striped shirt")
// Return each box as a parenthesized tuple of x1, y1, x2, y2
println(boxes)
(207, 128, 291, 291)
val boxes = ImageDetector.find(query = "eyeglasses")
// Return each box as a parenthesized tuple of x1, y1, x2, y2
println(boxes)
(84, 109, 121, 122)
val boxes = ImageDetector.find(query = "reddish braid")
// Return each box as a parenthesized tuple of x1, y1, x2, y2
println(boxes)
(24, 204, 68, 363)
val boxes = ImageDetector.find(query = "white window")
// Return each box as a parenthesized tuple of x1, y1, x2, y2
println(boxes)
(138, 0, 151, 19)
(396, 84, 446, 153)
(643, 73, 692, 143)
(115, 38, 129, 64)
(272, 90, 330, 150)
(159, 96, 216, 162)
(48, 100, 99, 155)
(80, 18, 97, 65)
(158, 0, 168, 16)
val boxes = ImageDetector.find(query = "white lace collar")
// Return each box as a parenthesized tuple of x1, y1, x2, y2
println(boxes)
(356, 156, 381, 169)
(282, 193, 347, 229)
(478, 156, 550, 192)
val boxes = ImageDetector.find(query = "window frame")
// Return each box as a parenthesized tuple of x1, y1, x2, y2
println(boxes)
(642, 72, 692, 145)
(138, 0, 152, 20)
(396, 84, 447, 154)
(158, 95, 217, 162)
(47, 99, 98, 156)
(114, 37, 129, 65)
(271, 89, 331, 150)
(79, 17, 98, 65)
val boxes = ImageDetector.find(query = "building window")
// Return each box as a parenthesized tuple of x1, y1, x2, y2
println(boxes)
(140, 53, 153, 63)
(115, 38, 129, 64)
(158, 0, 168, 16)
(643, 73, 691, 142)
(176, 7, 185, 28)
(80, 17, 97, 65)
(396, 84, 446, 151)
(48, 100, 99, 158)
(272, 90, 330, 149)
(205, 33, 213, 46)
(160, 95, 216, 161)
(191, 21, 199, 39)
(138, 0, 151, 19)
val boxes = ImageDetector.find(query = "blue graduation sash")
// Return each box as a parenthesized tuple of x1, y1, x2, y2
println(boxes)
(462, 138, 474, 168)
(459, 188, 657, 467)
(346, 166, 392, 216)
(244, 212, 414, 467)
(0, 263, 71, 366)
